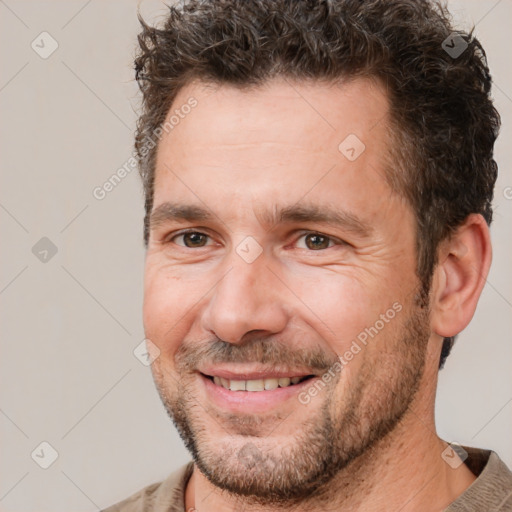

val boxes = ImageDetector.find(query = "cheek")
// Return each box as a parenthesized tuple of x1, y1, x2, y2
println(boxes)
(287, 268, 387, 338)
(289, 268, 406, 374)
(143, 267, 192, 358)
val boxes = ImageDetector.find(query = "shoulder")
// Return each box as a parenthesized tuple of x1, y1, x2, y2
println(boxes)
(101, 461, 194, 512)
(447, 446, 512, 511)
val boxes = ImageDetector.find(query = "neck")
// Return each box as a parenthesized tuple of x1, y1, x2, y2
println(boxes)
(185, 366, 475, 512)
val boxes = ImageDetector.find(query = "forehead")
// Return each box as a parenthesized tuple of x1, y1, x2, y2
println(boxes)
(157, 76, 390, 158)
(152, 77, 397, 225)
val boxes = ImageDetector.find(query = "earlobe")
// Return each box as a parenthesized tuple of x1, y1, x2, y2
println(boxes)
(431, 214, 492, 338)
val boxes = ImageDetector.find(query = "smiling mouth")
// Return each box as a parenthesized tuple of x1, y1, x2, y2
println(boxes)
(201, 373, 315, 392)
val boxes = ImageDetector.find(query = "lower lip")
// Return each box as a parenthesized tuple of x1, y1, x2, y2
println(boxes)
(200, 373, 318, 413)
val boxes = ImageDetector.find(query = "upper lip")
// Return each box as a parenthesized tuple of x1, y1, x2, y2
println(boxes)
(199, 366, 318, 381)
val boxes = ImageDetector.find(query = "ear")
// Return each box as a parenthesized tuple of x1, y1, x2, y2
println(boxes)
(430, 214, 492, 338)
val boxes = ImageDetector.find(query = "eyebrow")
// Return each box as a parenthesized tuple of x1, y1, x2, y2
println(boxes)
(149, 203, 216, 229)
(149, 201, 373, 238)
(261, 203, 372, 237)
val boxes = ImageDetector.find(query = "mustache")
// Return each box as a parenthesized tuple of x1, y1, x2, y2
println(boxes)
(174, 336, 340, 373)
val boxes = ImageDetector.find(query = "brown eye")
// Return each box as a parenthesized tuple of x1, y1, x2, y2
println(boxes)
(173, 232, 210, 248)
(299, 233, 334, 250)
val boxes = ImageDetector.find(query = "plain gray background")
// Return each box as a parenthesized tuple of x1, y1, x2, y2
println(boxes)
(0, 1, 511, 510)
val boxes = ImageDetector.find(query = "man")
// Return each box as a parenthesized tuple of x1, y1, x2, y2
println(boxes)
(104, 0, 512, 510)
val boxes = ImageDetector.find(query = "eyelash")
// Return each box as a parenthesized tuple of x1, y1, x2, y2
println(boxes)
(165, 229, 345, 251)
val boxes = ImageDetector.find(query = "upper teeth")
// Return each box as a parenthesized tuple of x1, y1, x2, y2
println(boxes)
(213, 376, 302, 391)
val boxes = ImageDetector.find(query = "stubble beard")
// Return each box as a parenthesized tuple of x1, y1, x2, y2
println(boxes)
(151, 302, 430, 507)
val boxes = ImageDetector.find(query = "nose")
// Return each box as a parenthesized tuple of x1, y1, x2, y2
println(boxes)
(199, 251, 289, 344)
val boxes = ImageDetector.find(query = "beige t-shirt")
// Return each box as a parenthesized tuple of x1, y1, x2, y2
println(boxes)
(102, 446, 512, 511)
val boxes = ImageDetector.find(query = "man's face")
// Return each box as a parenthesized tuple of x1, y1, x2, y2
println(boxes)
(143, 78, 432, 503)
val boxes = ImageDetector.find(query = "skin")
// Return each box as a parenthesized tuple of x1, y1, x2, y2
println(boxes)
(143, 77, 492, 511)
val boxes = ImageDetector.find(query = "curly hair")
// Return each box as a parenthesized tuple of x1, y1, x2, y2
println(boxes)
(134, 0, 500, 369)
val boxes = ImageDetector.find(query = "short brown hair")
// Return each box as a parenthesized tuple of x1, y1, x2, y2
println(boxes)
(134, 0, 500, 368)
